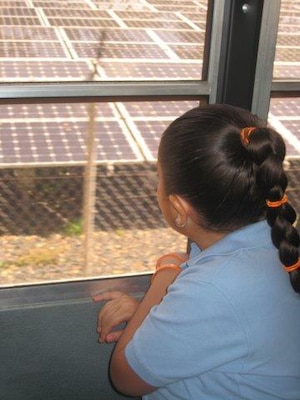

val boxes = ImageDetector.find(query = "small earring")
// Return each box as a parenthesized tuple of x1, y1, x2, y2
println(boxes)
(175, 216, 185, 228)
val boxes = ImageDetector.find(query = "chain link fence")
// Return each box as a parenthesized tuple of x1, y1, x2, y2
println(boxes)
(0, 159, 189, 286)
(1, 156, 300, 287)
(2, 161, 300, 237)
(0, 97, 299, 286)
(0, 163, 162, 236)
(0, 166, 83, 236)
(0, 100, 194, 286)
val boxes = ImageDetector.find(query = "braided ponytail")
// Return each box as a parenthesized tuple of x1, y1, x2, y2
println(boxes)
(159, 104, 300, 293)
(242, 126, 300, 293)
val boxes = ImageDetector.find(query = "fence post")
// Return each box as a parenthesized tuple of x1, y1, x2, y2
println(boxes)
(83, 101, 97, 276)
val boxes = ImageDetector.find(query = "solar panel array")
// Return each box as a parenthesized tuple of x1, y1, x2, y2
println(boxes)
(0, 0, 206, 82)
(0, 101, 199, 166)
(0, 0, 299, 166)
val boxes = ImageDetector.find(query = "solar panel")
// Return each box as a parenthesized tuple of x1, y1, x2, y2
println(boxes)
(64, 28, 154, 42)
(47, 17, 119, 28)
(0, 0, 299, 168)
(33, 1, 91, 8)
(0, 8, 37, 17)
(0, 41, 67, 58)
(99, 61, 202, 79)
(0, 26, 58, 40)
(0, 16, 41, 25)
(0, 120, 144, 166)
(0, 60, 90, 81)
(73, 42, 169, 59)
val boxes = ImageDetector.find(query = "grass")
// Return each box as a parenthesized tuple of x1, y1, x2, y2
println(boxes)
(12, 247, 60, 267)
(62, 219, 83, 236)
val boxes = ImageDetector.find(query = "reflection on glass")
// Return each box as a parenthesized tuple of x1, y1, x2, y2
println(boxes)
(0, 1, 208, 82)
(273, 0, 300, 79)
(0, 100, 198, 286)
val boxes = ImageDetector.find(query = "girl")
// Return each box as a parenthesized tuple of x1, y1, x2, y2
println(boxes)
(95, 104, 300, 399)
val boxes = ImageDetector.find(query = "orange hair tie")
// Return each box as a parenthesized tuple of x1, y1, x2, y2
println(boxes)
(156, 253, 187, 269)
(283, 258, 300, 273)
(151, 264, 182, 283)
(240, 127, 256, 145)
(266, 194, 288, 208)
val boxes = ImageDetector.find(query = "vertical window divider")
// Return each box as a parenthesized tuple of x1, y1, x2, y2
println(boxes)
(251, 0, 281, 121)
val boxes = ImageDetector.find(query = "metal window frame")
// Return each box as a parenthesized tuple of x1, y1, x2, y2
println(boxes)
(0, 0, 226, 296)
(252, 0, 300, 120)
(0, 0, 228, 303)
(0, 273, 151, 310)
(0, 1, 226, 105)
(217, 0, 268, 109)
(0, 80, 209, 104)
(0, 1, 298, 111)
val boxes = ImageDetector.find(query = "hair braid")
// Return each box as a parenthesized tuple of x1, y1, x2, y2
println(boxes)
(246, 127, 300, 293)
(159, 105, 300, 293)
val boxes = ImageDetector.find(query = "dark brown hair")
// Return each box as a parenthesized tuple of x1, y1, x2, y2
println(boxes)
(158, 104, 300, 293)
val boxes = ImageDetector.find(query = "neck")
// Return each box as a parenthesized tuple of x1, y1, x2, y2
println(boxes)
(184, 217, 227, 250)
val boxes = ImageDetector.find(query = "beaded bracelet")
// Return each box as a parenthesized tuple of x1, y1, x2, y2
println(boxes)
(151, 264, 182, 283)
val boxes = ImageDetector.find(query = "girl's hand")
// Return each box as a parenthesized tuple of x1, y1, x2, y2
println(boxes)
(93, 253, 189, 343)
(93, 291, 139, 343)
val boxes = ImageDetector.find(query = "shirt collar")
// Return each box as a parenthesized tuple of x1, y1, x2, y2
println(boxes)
(188, 220, 272, 265)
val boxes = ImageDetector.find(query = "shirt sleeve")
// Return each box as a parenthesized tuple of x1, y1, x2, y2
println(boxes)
(125, 270, 249, 388)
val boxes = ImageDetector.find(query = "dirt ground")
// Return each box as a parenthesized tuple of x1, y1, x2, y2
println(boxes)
(0, 227, 187, 286)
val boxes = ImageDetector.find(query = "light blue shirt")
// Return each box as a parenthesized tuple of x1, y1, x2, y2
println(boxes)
(125, 221, 300, 399)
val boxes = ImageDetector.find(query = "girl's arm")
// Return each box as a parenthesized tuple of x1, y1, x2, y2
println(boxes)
(110, 267, 181, 396)
(94, 253, 188, 345)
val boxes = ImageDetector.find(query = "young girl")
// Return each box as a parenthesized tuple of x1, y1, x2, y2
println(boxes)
(95, 104, 300, 399)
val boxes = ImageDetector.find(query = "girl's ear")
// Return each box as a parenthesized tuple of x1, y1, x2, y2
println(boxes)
(168, 194, 191, 228)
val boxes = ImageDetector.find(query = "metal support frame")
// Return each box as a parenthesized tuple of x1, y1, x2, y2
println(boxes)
(207, 0, 226, 103)
(214, 0, 264, 110)
(0, 1, 223, 105)
(0, 81, 209, 104)
(252, 0, 281, 120)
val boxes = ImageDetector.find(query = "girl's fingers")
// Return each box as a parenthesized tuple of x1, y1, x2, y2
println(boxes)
(97, 301, 121, 336)
(92, 291, 124, 303)
(105, 330, 123, 343)
(94, 292, 139, 343)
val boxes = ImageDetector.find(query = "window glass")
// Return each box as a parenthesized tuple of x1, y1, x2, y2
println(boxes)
(269, 97, 300, 157)
(269, 97, 300, 219)
(0, 100, 198, 286)
(0, 0, 208, 83)
(273, 0, 300, 79)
